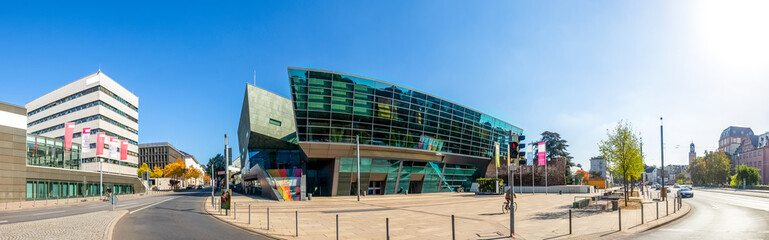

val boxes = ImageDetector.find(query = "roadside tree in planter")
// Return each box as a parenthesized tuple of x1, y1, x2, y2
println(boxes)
(599, 121, 644, 206)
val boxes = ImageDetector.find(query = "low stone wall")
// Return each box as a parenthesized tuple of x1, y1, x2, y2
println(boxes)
(512, 185, 592, 194)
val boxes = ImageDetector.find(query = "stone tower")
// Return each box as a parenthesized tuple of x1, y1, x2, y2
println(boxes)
(688, 142, 696, 165)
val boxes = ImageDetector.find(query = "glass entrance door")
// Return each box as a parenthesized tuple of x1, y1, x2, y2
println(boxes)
(368, 181, 383, 195)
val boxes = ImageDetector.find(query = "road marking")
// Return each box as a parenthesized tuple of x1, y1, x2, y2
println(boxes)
(0, 220, 8, 224)
(129, 197, 177, 214)
(710, 204, 720, 209)
(31, 210, 65, 216)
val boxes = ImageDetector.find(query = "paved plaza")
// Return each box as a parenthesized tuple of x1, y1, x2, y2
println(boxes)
(205, 191, 690, 240)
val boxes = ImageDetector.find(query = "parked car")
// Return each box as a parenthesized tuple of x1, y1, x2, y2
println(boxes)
(197, 185, 203, 189)
(673, 183, 680, 188)
(678, 188, 694, 198)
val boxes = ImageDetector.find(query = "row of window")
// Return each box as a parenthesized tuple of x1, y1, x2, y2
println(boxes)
(26, 179, 134, 200)
(81, 157, 139, 168)
(30, 114, 139, 136)
(28, 85, 138, 117)
(27, 86, 100, 116)
(68, 128, 138, 145)
(28, 100, 138, 128)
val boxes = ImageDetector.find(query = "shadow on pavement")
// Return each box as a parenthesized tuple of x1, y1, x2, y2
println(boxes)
(531, 208, 606, 220)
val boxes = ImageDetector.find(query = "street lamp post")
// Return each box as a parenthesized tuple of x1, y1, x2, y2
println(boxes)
(225, 134, 229, 193)
(660, 117, 665, 200)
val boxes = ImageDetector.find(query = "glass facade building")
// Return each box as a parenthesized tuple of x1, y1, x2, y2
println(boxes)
(289, 68, 522, 160)
(238, 68, 523, 200)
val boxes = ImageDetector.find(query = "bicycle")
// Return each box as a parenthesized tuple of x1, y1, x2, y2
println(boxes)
(503, 199, 518, 214)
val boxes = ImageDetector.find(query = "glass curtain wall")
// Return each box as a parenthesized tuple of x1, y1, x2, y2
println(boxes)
(289, 68, 522, 160)
(25, 179, 133, 200)
(336, 158, 477, 195)
(26, 135, 81, 169)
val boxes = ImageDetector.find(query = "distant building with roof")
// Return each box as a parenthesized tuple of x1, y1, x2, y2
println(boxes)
(138, 142, 184, 170)
(719, 126, 769, 185)
(719, 126, 754, 156)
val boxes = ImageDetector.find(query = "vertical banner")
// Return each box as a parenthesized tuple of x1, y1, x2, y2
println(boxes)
(96, 132, 105, 155)
(109, 137, 119, 158)
(120, 140, 128, 160)
(494, 142, 500, 167)
(506, 144, 511, 167)
(81, 127, 91, 153)
(538, 142, 547, 165)
(526, 144, 533, 165)
(64, 122, 75, 150)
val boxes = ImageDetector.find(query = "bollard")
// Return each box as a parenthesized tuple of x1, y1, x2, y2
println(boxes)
(452, 215, 456, 240)
(267, 208, 271, 230)
(569, 209, 571, 235)
(249, 205, 251, 225)
(656, 201, 659, 219)
(234, 203, 237, 219)
(296, 211, 299, 237)
(641, 202, 644, 224)
(618, 208, 621, 230)
(666, 198, 669, 216)
(674, 198, 677, 214)
(336, 214, 339, 240)
(20, 196, 22, 208)
(386, 218, 390, 240)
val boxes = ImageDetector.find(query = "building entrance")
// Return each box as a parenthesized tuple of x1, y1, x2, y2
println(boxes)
(368, 181, 384, 195)
(408, 181, 423, 194)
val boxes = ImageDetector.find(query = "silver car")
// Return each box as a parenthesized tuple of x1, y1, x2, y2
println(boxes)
(678, 188, 694, 198)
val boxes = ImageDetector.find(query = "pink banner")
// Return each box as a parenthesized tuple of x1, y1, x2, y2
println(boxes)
(538, 142, 546, 165)
(120, 140, 128, 160)
(64, 123, 75, 150)
(96, 132, 105, 155)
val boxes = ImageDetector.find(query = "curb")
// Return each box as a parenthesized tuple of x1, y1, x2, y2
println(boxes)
(696, 188, 769, 199)
(641, 202, 691, 233)
(106, 210, 128, 240)
(201, 197, 282, 240)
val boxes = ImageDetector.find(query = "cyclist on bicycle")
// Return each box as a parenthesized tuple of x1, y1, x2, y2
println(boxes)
(504, 187, 516, 204)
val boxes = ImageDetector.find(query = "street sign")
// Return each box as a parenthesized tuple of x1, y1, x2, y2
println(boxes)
(110, 195, 118, 204)
(217, 170, 226, 175)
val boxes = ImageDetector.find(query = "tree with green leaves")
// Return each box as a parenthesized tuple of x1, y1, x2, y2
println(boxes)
(731, 164, 760, 186)
(599, 121, 644, 206)
(539, 131, 574, 184)
(205, 154, 226, 179)
(689, 151, 730, 185)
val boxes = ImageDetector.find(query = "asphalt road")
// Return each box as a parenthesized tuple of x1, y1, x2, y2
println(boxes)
(0, 192, 177, 225)
(630, 188, 769, 239)
(113, 188, 270, 240)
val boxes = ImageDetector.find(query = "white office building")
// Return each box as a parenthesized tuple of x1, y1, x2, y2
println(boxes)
(26, 71, 139, 176)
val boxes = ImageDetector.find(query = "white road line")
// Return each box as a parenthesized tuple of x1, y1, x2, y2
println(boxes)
(0, 220, 8, 224)
(31, 210, 65, 216)
(129, 197, 177, 214)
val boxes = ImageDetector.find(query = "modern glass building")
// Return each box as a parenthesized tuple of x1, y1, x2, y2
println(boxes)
(0, 101, 143, 202)
(238, 68, 522, 201)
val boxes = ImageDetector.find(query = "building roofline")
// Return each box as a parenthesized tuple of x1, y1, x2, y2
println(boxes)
(287, 67, 523, 133)
(26, 71, 139, 105)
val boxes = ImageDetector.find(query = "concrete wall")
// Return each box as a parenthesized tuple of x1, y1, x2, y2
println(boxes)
(0, 102, 28, 201)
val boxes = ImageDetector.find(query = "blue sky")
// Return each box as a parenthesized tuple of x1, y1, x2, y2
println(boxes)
(2, 1, 768, 168)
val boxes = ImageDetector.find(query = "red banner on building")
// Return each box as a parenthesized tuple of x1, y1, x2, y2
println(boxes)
(96, 132, 105, 155)
(120, 140, 128, 160)
(64, 122, 75, 150)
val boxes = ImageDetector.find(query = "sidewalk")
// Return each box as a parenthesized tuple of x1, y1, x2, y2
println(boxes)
(0, 210, 126, 240)
(204, 191, 690, 240)
(0, 190, 173, 212)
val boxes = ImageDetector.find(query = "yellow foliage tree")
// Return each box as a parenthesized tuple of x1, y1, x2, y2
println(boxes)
(150, 166, 164, 178)
(137, 163, 150, 178)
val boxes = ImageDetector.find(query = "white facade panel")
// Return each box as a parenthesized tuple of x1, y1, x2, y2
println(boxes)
(26, 71, 139, 176)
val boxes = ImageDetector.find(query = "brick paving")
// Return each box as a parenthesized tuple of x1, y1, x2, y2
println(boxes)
(204, 191, 690, 240)
(0, 210, 126, 240)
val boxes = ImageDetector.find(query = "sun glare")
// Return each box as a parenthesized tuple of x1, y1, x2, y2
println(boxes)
(692, 0, 769, 73)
